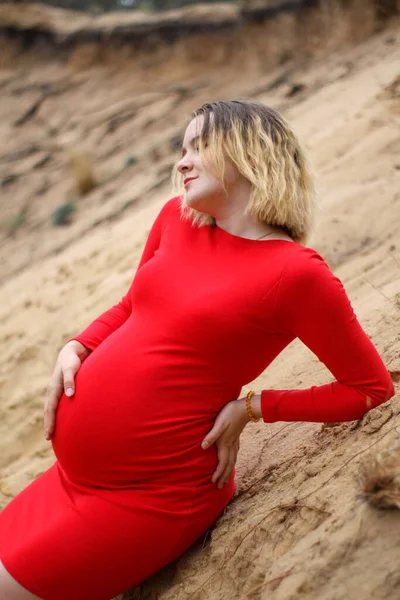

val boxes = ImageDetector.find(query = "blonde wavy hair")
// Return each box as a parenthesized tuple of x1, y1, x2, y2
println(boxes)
(172, 100, 316, 245)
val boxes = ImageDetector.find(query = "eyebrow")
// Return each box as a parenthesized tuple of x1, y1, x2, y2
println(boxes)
(181, 135, 201, 157)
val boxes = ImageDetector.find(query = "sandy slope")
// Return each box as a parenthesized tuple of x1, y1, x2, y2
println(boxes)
(0, 8, 399, 600)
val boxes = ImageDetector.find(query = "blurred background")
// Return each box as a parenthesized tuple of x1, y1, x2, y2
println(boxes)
(0, 0, 313, 13)
(0, 1, 399, 599)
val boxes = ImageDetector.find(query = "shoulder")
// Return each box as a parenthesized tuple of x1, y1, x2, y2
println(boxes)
(282, 244, 332, 281)
(278, 244, 345, 301)
(152, 196, 183, 231)
(275, 245, 354, 331)
(160, 196, 182, 218)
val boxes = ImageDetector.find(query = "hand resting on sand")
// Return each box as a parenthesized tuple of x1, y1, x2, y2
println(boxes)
(44, 340, 91, 440)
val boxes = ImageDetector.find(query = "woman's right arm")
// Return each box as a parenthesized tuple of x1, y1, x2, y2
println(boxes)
(68, 196, 179, 351)
(44, 196, 180, 439)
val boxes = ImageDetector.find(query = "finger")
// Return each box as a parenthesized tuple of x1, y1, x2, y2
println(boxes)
(202, 420, 228, 450)
(211, 445, 229, 484)
(44, 366, 63, 438)
(44, 395, 61, 439)
(62, 366, 77, 396)
(217, 448, 237, 489)
(44, 384, 62, 439)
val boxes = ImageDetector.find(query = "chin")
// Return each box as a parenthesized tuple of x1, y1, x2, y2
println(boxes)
(184, 192, 215, 215)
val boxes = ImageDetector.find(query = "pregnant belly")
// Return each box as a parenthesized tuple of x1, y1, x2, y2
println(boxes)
(52, 333, 220, 488)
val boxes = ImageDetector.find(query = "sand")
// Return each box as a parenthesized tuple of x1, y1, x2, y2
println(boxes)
(0, 2, 399, 599)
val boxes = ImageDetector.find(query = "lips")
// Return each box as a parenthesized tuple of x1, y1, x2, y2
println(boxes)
(184, 177, 197, 187)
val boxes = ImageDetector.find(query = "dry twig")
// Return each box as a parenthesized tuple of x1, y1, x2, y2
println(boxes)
(243, 567, 294, 599)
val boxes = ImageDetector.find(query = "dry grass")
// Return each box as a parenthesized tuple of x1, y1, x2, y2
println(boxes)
(358, 443, 400, 510)
(66, 147, 97, 196)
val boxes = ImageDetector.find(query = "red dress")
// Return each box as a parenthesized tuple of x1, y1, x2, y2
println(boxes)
(0, 197, 394, 600)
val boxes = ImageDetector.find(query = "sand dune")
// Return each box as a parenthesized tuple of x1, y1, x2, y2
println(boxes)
(0, 2, 399, 598)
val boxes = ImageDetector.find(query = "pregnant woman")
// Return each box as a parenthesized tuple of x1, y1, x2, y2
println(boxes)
(0, 100, 394, 600)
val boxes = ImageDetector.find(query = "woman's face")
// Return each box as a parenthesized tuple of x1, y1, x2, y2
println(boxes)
(176, 115, 241, 216)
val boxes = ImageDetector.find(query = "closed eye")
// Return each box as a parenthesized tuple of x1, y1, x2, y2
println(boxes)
(181, 135, 205, 157)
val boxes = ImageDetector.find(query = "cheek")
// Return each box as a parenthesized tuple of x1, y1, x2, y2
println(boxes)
(200, 163, 223, 190)
(198, 176, 224, 195)
(223, 164, 240, 187)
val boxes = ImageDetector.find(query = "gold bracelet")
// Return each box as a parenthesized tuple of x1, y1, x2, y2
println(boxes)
(246, 390, 260, 423)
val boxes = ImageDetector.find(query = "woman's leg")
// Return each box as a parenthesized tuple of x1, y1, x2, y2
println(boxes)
(0, 561, 43, 600)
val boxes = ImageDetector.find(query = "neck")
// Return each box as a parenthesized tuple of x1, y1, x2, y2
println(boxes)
(212, 180, 290, 241)
(215, 213, 280, 240)
(212, 181, 274, 240)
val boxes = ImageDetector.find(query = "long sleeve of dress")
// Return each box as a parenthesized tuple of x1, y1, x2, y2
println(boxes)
(261, 249, 395, 423)
(69, 197, 178, 352)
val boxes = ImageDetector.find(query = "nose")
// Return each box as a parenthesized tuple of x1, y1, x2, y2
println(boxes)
(177, 154, 192, 175)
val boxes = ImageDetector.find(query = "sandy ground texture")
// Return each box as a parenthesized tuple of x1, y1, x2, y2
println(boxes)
(0, 3, 400, 599)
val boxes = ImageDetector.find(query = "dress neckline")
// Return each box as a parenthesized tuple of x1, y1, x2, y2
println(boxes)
(212, 224, 295, 245)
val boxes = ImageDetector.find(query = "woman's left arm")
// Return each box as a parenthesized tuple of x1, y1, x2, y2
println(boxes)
(260, 250, 395, 423)
(201, 249, 395, 487)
